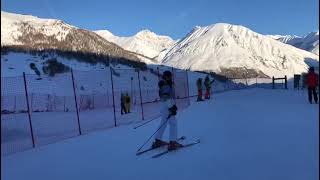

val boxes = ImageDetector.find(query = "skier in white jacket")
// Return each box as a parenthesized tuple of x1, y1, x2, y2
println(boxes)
(152, 70, 183, 151)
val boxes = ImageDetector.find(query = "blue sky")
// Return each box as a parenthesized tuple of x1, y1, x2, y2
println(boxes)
(1, 0, 319, 39)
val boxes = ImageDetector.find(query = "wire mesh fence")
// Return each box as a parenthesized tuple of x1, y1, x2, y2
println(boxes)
(2, 66, 277, 156)
(72, 69, 114, 134)
(24, 72, 80, 147)
(1, 76, 34, 155)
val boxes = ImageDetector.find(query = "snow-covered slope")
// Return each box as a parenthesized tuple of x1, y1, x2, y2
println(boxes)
(1, 52, 114, 77)
(1, 11, 150, 77)
(95, 29, 176, 59)
(267, 35, 302, 44)
(161, 23, 319, 78)
(298, 31, 319, 55)
(268, 31, 319, 55)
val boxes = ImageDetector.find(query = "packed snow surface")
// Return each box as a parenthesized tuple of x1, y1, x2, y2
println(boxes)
(1, 88, 318, 180)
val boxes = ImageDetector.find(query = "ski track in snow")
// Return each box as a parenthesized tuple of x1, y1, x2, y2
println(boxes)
(1, 88, 319, 180)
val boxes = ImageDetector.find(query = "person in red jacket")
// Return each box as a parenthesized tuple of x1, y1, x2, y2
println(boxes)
(306, 67, 318, 104)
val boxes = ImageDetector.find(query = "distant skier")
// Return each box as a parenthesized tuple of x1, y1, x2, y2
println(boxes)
(121, 92, 126, 115)
(152, 70, 182, 151)
(306, 67, 318, 104)
(204, 76, 214, 99)
(196, 78, 204, 101)
(125, 92, 131, 113)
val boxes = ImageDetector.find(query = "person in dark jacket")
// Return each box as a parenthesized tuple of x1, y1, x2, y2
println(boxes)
(125, 92, 131, 113)
(204, 76, 211, 99)
(120, 93, 126, 114)
(306, 67, 318, 104)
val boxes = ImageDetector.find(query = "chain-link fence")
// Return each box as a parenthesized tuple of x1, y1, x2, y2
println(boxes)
(72, 69, 114, 134)
(1, 76, 34, 155)
(24, 72, 80, 147)
(2, 67, 278, 155)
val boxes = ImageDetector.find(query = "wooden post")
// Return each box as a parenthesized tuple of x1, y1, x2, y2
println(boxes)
(23, 72, 35, 147)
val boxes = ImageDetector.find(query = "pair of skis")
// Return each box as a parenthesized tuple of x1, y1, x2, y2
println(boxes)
(136, 136, 200, 158)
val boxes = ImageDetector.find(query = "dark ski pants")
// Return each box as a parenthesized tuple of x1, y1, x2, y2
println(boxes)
(197, 89, 203, 101)
(308, 87, 318, 103)
(121, 103, 126, 114)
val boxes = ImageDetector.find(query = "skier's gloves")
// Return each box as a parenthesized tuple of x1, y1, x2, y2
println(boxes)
(168, 105, 178, 116)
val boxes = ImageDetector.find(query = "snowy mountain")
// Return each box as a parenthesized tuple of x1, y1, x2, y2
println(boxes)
(268, 31, 319, 55)
(161, 23, 319, 78)
(1, 11, 148, 77)
(266, 35, 302, 44)
(95, 29, 176, 60)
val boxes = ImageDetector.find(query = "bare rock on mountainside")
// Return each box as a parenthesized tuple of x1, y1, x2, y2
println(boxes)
(1, 11, 145, 68)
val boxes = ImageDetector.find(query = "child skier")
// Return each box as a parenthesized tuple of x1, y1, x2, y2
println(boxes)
(152, 70, 182, 151)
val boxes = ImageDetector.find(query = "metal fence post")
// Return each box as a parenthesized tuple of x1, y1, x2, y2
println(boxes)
(272, 76, 275, 89)
(285, 75, 288, 89)
(71, 69, 82, 135)
(110, 67, 117, 127)
(137, 70, 145, 121)
(64, 96, 66, 112)
(157, 67, 160, 82)
(14, 95, 16, 112)
(171, 67, 177, 105)
(23, 72, 35, 148)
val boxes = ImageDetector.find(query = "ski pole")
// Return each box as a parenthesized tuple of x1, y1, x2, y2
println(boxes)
(136, 114, 172, 152)
(133, 115, 160, 129)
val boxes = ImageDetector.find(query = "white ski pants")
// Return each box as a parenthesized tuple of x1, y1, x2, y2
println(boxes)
(155, 100, 177, 141)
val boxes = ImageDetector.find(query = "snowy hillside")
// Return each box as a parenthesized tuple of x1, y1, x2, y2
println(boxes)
(268, 31, 319, 55)
(1, 11, 149, 77)
(1, 52, 118, 77)
(95, 29, 176, 59)
(161, 23, 319, 78)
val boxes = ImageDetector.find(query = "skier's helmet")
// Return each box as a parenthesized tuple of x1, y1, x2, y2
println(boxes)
(163, 70, 172, 79)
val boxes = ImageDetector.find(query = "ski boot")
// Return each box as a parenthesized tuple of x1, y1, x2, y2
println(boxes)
(168, 141, 183, 151)
(152, 139, 168, 148)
